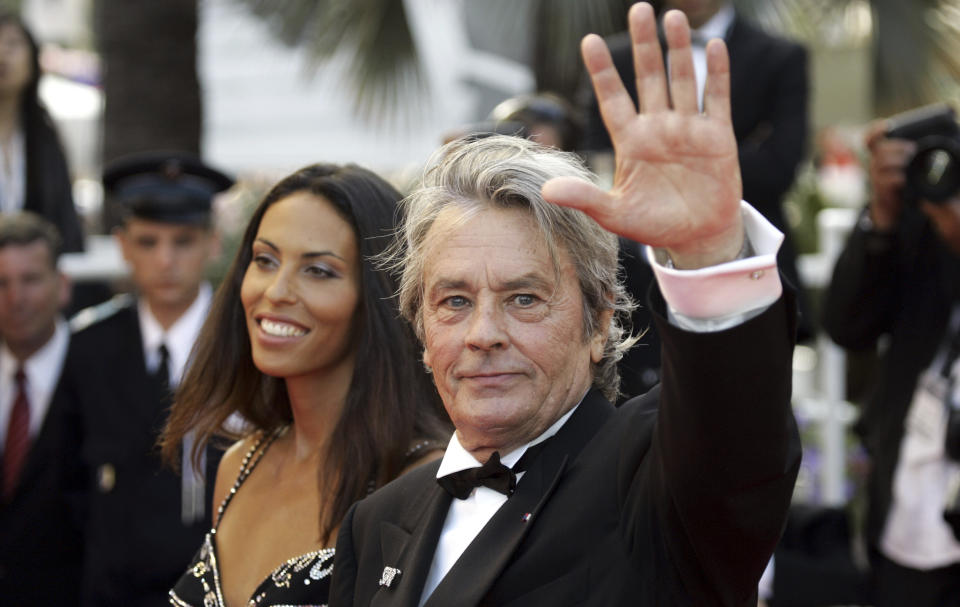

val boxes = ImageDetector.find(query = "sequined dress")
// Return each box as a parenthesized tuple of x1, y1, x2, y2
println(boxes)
(169, 430, 334, 607)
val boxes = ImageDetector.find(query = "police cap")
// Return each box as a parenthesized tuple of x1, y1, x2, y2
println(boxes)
(103, 151, 234, 225)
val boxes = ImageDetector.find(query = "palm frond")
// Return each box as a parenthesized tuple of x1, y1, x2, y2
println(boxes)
(235, 0, 422, 123)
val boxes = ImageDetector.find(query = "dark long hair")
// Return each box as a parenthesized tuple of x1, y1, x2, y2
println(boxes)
(0, 12, 83, 252)
(162, 164, 449, 542)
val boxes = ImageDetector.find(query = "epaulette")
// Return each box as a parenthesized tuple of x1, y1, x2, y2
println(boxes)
(69, 293, 136, 334)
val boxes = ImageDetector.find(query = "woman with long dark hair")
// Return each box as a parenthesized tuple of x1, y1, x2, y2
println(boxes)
(162, 164, 449, 606)
(0, 13, 83, 252)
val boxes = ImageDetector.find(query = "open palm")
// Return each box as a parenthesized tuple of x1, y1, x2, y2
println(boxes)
(543, 3, 743, 269)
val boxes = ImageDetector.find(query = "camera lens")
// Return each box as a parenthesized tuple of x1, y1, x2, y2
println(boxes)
(906, 135, 960, 203)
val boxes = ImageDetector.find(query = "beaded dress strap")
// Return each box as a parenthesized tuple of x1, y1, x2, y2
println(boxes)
(212, 427, 284, 532)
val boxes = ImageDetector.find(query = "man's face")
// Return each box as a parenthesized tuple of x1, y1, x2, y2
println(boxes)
(664, 0, 726, 29)
(0, 241, 68, 358)
(420, 206, 607, 458)
(117, 219, 217, 313)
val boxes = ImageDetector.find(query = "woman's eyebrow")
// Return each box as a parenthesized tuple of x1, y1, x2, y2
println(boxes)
(255, 238, 345, 261)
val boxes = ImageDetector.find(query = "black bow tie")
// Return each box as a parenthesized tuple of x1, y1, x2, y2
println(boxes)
(437, 441, 548, 500)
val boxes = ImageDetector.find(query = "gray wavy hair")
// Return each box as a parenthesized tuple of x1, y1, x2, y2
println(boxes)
(382, 134, 638, 401)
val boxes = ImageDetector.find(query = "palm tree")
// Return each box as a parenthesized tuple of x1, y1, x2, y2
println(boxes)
(96, 0, 202, 229)
(737, 0, 960, 116)
(234, 0, 634, 120)
(233, 0, 960, 122)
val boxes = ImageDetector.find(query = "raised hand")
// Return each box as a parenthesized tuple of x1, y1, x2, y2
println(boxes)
(865, 120, 912, 231)
(542, 3, 744, 269)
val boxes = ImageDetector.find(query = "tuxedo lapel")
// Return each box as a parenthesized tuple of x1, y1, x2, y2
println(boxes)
(372, 470, 453, 607)
(423, 450, 569, 607)
(424, 391, 613, 607)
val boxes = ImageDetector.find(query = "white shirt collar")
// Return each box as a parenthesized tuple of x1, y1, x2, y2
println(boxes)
(0, 317, 69, 443)
(435, 391, 588, 479)
(138, 282, 212, 386)
(694, 3, 735, 42)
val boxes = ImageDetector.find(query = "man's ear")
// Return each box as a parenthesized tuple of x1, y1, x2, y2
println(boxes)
(590, 308, 614, 364)
(113, 226, 131, 263)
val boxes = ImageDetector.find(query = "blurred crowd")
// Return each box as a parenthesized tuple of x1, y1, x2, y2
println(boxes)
(2, 1, 960, 606)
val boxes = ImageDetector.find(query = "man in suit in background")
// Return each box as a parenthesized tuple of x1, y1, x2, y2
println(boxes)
(330, 5, 799, 606)
(822, 118, 960, 606)
(0, 211, 81, 604)
(60, 152, 233, 606)
(581, 0, 811, 400)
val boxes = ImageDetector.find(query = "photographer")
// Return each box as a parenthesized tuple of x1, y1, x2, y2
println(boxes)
(822, 114, 960, 606)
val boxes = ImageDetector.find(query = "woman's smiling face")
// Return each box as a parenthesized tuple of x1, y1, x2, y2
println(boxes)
(241, 191, 361, 380)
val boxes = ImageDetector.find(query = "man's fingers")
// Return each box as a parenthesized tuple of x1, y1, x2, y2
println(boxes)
(872, 139, 916, 172)
(702, 39, 731, 123)
(629, 2, 668, 113)
(864, 120, 888, 150)
(664, 10, 698, 114)
(582, 34, 637, 138)
(542, 177, 617, 229)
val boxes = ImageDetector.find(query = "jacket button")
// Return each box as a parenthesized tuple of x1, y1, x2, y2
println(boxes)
(97, 463, 116, 493)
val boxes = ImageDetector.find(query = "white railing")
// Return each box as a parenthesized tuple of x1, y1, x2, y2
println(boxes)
(797, 207, 858, 505)
(60, 235, 128, 282)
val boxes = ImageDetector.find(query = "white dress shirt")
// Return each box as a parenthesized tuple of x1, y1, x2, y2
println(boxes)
(0, 127, 25, 214)
(688, 4, 735, 111)
(138, 282, 212, 387)
(0, 318, 69, 450)
(419, 202, 784, 604)
(881, 306, 960, 569)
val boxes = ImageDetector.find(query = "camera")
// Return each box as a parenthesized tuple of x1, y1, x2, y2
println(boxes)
(885, 103, 960, 203)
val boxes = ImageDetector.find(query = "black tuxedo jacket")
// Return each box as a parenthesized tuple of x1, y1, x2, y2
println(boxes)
(58, 301, 219, 607)
(821, 208, 960, 547)
(0, 367, 83, 604)
(330, 290, 800, 606)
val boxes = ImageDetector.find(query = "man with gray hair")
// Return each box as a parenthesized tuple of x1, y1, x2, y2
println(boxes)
(330, 4, 799, 606)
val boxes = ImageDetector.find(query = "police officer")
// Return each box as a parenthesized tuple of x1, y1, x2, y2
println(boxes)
(60, 152, 233, 606)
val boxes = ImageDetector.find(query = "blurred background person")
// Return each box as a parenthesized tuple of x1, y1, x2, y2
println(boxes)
(821, 111, 960, 606)
(487, 91, 583, 152)
(579, 0, 813, 346)
(0, 12, 83, 254)
(162, 164, 449, 606)
(60, 151, 233, 607)
(0, 211, 80, 604)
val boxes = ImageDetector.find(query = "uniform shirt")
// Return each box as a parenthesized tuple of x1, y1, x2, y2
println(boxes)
(420, 201, 784, 604)
(0, 318, 69, 449)
(137, 281, 214, 524)
(138, 282, 212, 387)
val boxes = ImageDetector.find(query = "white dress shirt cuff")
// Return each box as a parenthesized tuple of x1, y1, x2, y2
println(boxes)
(645, 201, 784, 331)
